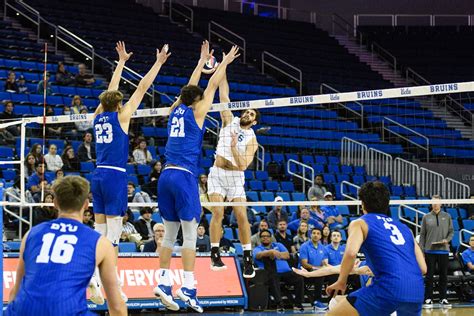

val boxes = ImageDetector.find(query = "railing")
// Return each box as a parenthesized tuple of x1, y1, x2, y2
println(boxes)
(354, 14, 473, 27)
(460, 229, 474, 248)
(340, 181, 361, 214)
(320, 83, 364, 129)
(371, 42, 397, 74)
(393, 157, 419, 187)
(208, 21, 246, 63)
(4, 0, 40, 41)
(445, 178, 471, 201)
(367, 148, 392, 177)
(381, 116, 430, 161)
(168, 0, 194, 32)
(262, 51, 302, 95)
(418, 167, 445, 197)
(341, 137, 367, 166)
(287, 159, 314, 194)
(398, 205, 426, 236)
(256, 144, 265, 171)
(56, 25, 95, 74)
(3, 191, 33, 239)
(233, 0, 317, 24)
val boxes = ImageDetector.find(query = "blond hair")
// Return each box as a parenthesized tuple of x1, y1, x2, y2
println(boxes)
(52, 176, 90, 213)
(99, 90, 123, 112)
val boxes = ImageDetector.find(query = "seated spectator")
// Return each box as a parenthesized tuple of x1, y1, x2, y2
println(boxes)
(196, 224, 211, 252)
(45, 106, 62, 137)
(17, 75, 28, 94)
(24, 154, 37, 177)
(82, 209, 95, 228)
(75, 63, 95, 86)
(307, 174, 329, 200)
(321, 192, 344, 229)
(461, 235, 474, 271)
(253, 229, 304, 312)
(321, 224, 330, 246)
(27, 162, 53, 202)
(44, 144, 64, 172)
(71, 95, 87, 114)
(230, 206, 256, 228)
(134, 207, 157, 241)
(75, 108, 93, 133)
(219, 226, 235, 253)
(121, 212, 141, 244)
(142, 160, 162, 199)
(4, 178, 35, 209)
(61, 106, 77, 135)
(143, 223, 165, 253)
(52, 169, 64, 185)
(0, 128, 15, 145)
(274, 219, 296, 254)
(290, 204, 307, 222)
(0, 101, 20, 136)
(267, 196, 289, 231)
(77, 132, 96, 162)
(33, 192, 58, 226)
(309, 200, 326, 224)
(251, 219, 275, 248)
(61, 145, 81, 171)
(293, 220, 309, 251)
(127, 182, 152, 212)
(132, 138, 153, 165)
(287, 208, 323, 234)
(56, 61, 75, 85)
(29, 143, 44, 164)
(299, 228, 329, 310)
(4, 71, 18, 92)
(37, 72, 52, 95)
(198, 173, 211, 212)
(325, 230, 345, 266)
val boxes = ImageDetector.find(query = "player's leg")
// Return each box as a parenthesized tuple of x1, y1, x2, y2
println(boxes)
(208, 167, 228, 270)
(396, 302, 422, 316)
(231, 199, 255, 278)
(326, 296, 359, 316)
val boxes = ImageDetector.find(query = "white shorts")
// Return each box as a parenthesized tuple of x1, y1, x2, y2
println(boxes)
(207, 166, 246, 201)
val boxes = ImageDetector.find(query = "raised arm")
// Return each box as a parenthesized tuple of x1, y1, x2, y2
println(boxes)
(219, 72, 234, 127)
(230, 134, 258, 171)
(120, 45, 170, 127)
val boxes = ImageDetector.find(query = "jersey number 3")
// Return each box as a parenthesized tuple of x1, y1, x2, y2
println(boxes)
(36, 233, 78, 264)
(170, 117, 185, 137)
(383, 222, 406, 245)
(95, 123, 113, 143)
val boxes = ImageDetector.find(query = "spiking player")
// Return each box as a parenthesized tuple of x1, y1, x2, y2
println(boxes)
(89, 41, 170, 304)
(153, 44, 240, 313)
(207, 71, 260, 278)
(326, 181, 427, 316)
(5, 176, 127, 316)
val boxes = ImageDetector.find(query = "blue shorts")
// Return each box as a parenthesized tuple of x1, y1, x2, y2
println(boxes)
(348, 286, 422, 316)
(91, 168, 127, 216)
(158, 168, 201, 222)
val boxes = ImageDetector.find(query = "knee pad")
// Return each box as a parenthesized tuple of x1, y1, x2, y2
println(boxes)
(106, 217, 123, 246)
(95, 223, 107, 236)
(162, 220, 180, 250)
(180, 219, 198, 250)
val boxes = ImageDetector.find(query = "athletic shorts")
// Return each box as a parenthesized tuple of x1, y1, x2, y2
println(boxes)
(347, 286, 422, 316)
(91, 168, 127, 217)
(158, 168, 201, 222)
(207, 166, 246, 201)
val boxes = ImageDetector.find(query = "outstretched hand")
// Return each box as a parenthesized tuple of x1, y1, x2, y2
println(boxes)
(156, 44, 171, 65)
(200, 40, 214, 62)
(116, 41, 133, 62)
(222, 46, 240, 65)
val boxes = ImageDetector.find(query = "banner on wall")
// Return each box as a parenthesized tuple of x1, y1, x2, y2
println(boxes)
(3, 255, 246, 310)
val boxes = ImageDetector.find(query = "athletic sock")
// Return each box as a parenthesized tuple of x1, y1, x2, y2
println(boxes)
(242, 243, 251, 251)
(158, 269, 171, 287)
(183, 271, 195, 289)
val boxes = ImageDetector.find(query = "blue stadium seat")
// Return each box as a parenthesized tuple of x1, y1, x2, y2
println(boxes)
(280, 181, 295, 192)
(152, 212, 162, 223)
(6, 241, 21, 251)
(272, 153, 285, 163)
(337, 205, 350, 216)
(276, 192, 291, 202)
(341, 165, 353, 174)
(403, 186, 416, 196)
(234, 243, 243, 256)
(2, 169, 17, 181)
(328, 156, 340, 165)
(391, 185, 404, 196)
(249, 180, 263, 191)
(301, 155, 314, 164)
(291, 192, 306, 201)
(264, 180, 279, 191)
(354, 166, 366, 175)
(246, 191, 259, 202)
(459, 208, 467, 219)
(315, 156, 327, 164)
(447, 208, 458, 220)
(137, 164, 151, 176)
(260, 192, 275, 202)
(0, 147, 14, 158)
(126, 164, 136, 174)
(462, 220, 474, 231)
(379, 176, 391, 185)
(323, 174, 336, 184)
(451, 233, 460, 250)
(224, 227, 234, 240)
(119, 242, 137, 252)
(128, 175, 139, 186)
(327, 164, 340, 174)
(244, 170, 253, 180)
(255, 170, 269, 181)
(200, 158, 213, 168)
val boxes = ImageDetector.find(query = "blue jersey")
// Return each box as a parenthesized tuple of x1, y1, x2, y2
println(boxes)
(7, 218, 100, 315)
(164, 104, 205, 176)
(359, 213, 424, 303)
(94, 111, 129, 169)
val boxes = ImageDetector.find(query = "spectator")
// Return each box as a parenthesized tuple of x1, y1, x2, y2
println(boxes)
(134, 207, 157, 241)
(77, 132, 96, 162)
(467, 195, 474, 219)
(143, 223, 165, 253)
(290, 204, 307, 222)
(82, 209, 95, 228)
(29, 143, 43, 164)
(132, 139, 153, 165)
(55, 62, 75, 85)
(37, 72, 52, 95)
(52, 169, 64, 185)
(60, 106, 76, 135)
(121, 212, 140, 243)
(230, 207, 256, 228)
(307, 174, 329, 200)
(293, 220, 309, 251)
(127, 182, 152, 213)
(33, 192, 58, 226)
(45, 106, 62, 137)
(27, 162, 53, 202)
(196, 224, 211, 252)
(420, 195, 454, 308)
(251, 219, 275, 248)
(321, 224, 331, 245)
(0, 128, 15, 145)
(253, 229, 304, 312)
(461, 235, 474, 271)
(274, 219, 296, 254)
(142, 160, 162, 199)
(325, 230, 345, 266)
(219, 226, 235, 253)
(309, 199, 326, 224)
(0, 101, 20, 136)
(24, 154, 37, 177)
(71, 95, 87, 114)
(267, 196, 289, 230)
(75, 63, 95, 86)
(43, 144, 64, 172)
(299, 228, 329, 310)
(4, 71, 18, 92)
(4, 177, 35, 206)
(61, 146, 80, 172)
(321, 192, 344, 229)
(17, 75, 28, 94)
(198, 174, 208, 196)
(75, 108, 93, 133)
(287, 208, 323, 234)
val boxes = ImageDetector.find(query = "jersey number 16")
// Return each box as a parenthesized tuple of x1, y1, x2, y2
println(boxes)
(36, 233, 78, 264)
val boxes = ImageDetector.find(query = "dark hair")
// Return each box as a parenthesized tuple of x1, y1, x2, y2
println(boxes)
(330, 230, 341, 238)
(311, 227, 322, 235)
(140, 207, 153, 215)
(315, 174, 324, 179)
(128, 181, 136, 188)
(242, 109, 261, 124)
(259, 229, 272, 237)
(180, 85, 203, 106)
(277, 219, 287, 224)
(358, 181, 390, 215)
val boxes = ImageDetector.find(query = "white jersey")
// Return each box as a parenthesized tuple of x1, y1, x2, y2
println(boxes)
(215, 116, 256, 167)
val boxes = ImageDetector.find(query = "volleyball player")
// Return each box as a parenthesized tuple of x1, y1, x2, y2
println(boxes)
(326, 181, 427, 316)
(153, 44, 240, 313)
(89, 41, 170, 304)
(207, 72, 259, 278)
(5, 176, 127, 316)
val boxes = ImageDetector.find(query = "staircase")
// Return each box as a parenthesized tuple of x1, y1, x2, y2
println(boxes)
(333, 35, 409, 88)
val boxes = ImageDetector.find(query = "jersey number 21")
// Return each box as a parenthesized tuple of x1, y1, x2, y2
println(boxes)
(170, 117, 185, 137)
